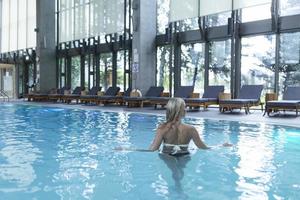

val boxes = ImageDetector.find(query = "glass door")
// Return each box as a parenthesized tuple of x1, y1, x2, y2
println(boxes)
(99, 53, 113, 91)
(0, 65, 15, 98)
(181, 43, 205, 94)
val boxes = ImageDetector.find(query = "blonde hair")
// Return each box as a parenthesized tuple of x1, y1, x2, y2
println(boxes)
(165, 98, 186, 123)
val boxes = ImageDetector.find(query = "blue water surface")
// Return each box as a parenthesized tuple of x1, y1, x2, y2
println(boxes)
(0, 103, 300, 200)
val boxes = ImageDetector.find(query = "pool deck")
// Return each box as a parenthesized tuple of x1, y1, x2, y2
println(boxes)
(5, 100, 300, 128)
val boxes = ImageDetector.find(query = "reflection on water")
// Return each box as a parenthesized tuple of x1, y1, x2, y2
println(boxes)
(235, 123, 276, 200)
(0, 142, 41, 192)
(158, 153, 191, 199)
(0, 107, 42, 193)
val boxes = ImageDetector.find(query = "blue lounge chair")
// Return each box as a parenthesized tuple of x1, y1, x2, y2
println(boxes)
(62, 86, 85, 103)
(149, 86, 194, 108)
(48, 86, 71, 102)
(124, 86, 164, 107)
(102, 87, 132, 105)
(79, 86, 102, 104)
(26, 88, 57, 102)
(265, 86, 300, 117)
(219, 85, 263, 114)
(185, 86, 224, 110)
(96, 87, 121, 105)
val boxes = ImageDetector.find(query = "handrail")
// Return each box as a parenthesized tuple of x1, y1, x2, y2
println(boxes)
(0, 90, 10, 102)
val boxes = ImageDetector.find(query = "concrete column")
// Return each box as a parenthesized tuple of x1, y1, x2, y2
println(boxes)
(36, 0, 56, 92)
(132, 0, 157, 95)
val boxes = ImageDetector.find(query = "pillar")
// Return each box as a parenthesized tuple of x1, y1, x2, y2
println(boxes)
(132, 0, 157, 95)
(36, 0, 56, 92)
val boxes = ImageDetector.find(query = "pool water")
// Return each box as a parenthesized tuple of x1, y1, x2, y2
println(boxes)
(0, 104, 300, 200)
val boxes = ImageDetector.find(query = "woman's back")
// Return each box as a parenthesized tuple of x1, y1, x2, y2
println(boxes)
(159, 122, 195, 155)
(149, 98, 210, 154)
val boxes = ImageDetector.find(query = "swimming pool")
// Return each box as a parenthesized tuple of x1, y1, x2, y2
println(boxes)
(0, 104, 299, 199)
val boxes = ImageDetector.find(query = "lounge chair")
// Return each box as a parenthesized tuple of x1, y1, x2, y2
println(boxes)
(185, 86, 224, 110)
(79, 86, 102, 104)
(149, 86, 194, 108)
(96, 87, 121, 105)
(100, 87, 132, 105)
(48, 86, 70, 102)
(124, 86, 164, 107)
(26, 88, 56, 101)
(219, 85, 263, 114)
(61, 86, 85, 104)
(264, 86, 300, 117)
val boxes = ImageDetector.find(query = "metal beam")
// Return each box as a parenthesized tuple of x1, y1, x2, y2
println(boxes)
(280, 14, 300, 33)
(156, 14, 300, 46)
(239, 20, 273, 36)
(112, 51, 117, 88)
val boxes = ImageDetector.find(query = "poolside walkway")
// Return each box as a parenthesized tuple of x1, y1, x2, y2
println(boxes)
(6, 100, 300, 128)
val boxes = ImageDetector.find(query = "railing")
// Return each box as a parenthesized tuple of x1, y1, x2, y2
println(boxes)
(0, 90, 10, 102)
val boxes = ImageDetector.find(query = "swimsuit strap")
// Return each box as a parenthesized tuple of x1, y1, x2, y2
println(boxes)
(163, 143, 189, 155)
(163, 143, 189, 147)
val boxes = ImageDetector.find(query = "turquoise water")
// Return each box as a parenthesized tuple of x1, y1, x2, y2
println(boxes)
(0, 104, 300, 200)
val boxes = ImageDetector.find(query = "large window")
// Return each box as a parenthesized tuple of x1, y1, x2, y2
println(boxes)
(0, 0, 36, 53)
(279, 32, 300, 95)
(241, 4, 271, 23)
(71, 56, 81, 89)
(157, 0, 170, 35)
(58, 0, 125, 43)
(181, 43, 205, 94)
(241, 35, 276, 94)
(58, 58, 66, 88)
(280, 0, 300, 16)
(84, 54, 96, 89)
(156, 46, 172, 93)
(99, 53, 113, 90)
(207, 12, 231, 27)
(117, 51, 129, 91)
(209, 40, 231, 92)
(177, 18, 199, 32)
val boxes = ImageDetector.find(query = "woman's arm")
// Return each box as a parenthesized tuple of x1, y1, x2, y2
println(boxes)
(114, 147, 154, 152)
(149, 128, 164, 151)
(191, 127, 210, 150)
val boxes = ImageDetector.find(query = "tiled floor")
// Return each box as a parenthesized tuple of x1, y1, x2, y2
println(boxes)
(8, 100, 300, 128)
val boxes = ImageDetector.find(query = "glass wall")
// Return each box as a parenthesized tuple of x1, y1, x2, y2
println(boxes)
(241, 4, 271, 23)
(241, 35, 276, 94)
(157, 0, 170, 34)
(71, 56, 81, 89)
(279, 32, 300, 96)
(156, 46, 172, 93)
(58, 58, 66, 88)
(280, 0, 300, 16)
(117, 51, 129, 91)
(209, 40, 231, 92)
(0, 0, 36, 52)
(18, 64, 24, 97)
(207, 12, 231, 27)
(99, 53, 113, 91)
(84, 54, 96, 89)
(0, 67, 14, 97)
(58, 0, 125, 43)
(155, 0, 300, 98)
(181, 43, 205, 94)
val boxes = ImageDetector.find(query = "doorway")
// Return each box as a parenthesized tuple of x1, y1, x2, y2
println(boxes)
(0, 64, 15, 99)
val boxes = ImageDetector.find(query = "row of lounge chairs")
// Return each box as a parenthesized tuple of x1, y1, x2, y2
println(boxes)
(25, 85, 300, 116)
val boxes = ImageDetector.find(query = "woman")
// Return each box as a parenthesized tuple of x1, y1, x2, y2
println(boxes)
(116, 98, 231, 153)
(149, 98, 231, 155)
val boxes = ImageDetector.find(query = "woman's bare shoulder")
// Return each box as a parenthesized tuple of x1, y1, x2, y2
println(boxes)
(182, 124, 197, 132)
(157, 123, 169, 131)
